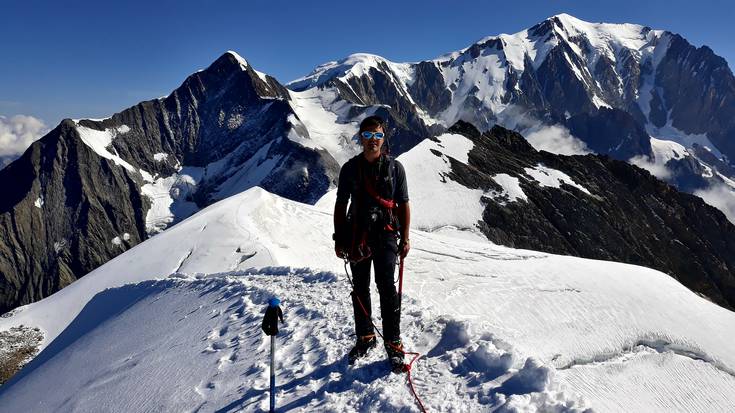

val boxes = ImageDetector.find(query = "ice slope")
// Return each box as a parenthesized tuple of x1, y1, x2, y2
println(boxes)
(1, 183, 734, 412)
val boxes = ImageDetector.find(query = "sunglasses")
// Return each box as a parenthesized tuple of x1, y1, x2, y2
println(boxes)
(360, 131, 385, 140)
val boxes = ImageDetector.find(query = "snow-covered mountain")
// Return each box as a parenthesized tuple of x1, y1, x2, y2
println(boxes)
(0, 48, 452, 314)
(2, 90, 735, 408)
(290, 13, 735, 220)
(0, 53, 351, 314)
(3, 13, 735, 319)
(294, 13, 735, 154)
(1, 182, 734, 411)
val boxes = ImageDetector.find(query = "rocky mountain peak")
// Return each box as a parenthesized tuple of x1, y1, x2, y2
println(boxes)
(208, 50, 250, 71)
(190, 50, 289, 101)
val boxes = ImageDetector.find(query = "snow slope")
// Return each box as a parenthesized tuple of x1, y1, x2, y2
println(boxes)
(1, 182, 734, 412)
(286, 87, 362, 166)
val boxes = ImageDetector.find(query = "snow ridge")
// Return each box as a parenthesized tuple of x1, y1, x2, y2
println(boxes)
(1, 187, 734, 411)
(0, 269, 591, 412)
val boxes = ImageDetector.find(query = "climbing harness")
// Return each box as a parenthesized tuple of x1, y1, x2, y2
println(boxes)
(339, 155, 400, 263)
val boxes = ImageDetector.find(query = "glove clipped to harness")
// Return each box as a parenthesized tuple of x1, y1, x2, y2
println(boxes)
(261, 297, 284, 336)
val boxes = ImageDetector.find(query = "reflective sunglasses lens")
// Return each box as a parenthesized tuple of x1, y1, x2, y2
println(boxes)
(360, 131, 384, 140)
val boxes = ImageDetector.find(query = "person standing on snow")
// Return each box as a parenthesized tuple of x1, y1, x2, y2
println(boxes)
(333, 115, 411, 373)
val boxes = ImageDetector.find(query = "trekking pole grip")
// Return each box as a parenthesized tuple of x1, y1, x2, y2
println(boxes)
(262, 297, 283, 413)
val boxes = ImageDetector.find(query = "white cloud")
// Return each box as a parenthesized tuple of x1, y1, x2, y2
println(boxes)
(694, 183, 735, 224)
(495, 107, 591, 156)
(629, 155, 672, 179)
(0, 114, 48, 166)
(523, 124, 591, 156)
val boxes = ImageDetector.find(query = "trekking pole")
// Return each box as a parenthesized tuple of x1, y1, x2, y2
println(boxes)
(261, 297, 284, 413)
(270, 335, 275, 412)
(398, 255, 405, 313)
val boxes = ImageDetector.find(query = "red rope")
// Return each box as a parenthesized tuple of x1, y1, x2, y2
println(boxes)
(345, 258, 428, 413)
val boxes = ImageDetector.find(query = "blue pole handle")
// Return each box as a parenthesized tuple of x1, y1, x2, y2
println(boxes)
(262, 297, 284, 336)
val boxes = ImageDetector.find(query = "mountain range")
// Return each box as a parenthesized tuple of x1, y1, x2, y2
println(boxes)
(2, 13, 735, 314)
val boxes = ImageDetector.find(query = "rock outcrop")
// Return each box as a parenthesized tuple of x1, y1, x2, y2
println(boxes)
(445, 121, 735, 309)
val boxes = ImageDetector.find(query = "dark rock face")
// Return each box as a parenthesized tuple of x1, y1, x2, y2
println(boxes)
(85, 52, 292, 178)
(444, 121, 735, 310)
(535, 42, 597, 118)
(0, 52, 341, 313)
(690, 145, 735, 178)
(565, 108, 652, 160)
(664, 156, 710, 193)
(0, 121, 148, 313)
(655, 35, 735, 160)
(256, 137, 338, 205)
(408, 61, 452, 116)
(507, 56, 548, 112)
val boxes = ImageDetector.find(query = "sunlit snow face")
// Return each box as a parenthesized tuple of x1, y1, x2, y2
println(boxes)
(359, 124, 384, 156)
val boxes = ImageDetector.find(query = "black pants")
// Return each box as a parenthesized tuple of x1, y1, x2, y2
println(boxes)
(350, 231, 401, 343)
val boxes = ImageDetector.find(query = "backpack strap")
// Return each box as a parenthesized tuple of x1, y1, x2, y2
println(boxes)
(364, 155, 397, 210)
(365, 155, 400, 232)
(387, 155, 397, 201)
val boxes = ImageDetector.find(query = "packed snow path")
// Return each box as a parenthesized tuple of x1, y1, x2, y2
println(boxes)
(0, 270, 591, 412)
(1, 188, 734, 411)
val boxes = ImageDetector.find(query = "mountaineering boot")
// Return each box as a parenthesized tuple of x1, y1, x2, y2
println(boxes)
(348, 334, 377, 364)
(386, 339, 408, 373)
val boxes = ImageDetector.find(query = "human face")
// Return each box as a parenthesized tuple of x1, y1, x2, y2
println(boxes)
(360, 124, 384, 157)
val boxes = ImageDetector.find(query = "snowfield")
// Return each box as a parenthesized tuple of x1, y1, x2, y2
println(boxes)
(0, 183, 734, 412)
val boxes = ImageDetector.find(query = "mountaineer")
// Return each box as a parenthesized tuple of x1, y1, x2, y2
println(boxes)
(333, 115, 411, 373)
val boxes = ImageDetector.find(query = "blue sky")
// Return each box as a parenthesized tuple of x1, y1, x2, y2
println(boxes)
(2, 0, 734, 127)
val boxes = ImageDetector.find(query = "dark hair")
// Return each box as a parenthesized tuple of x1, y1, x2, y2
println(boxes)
(358, 115, 386, 133)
